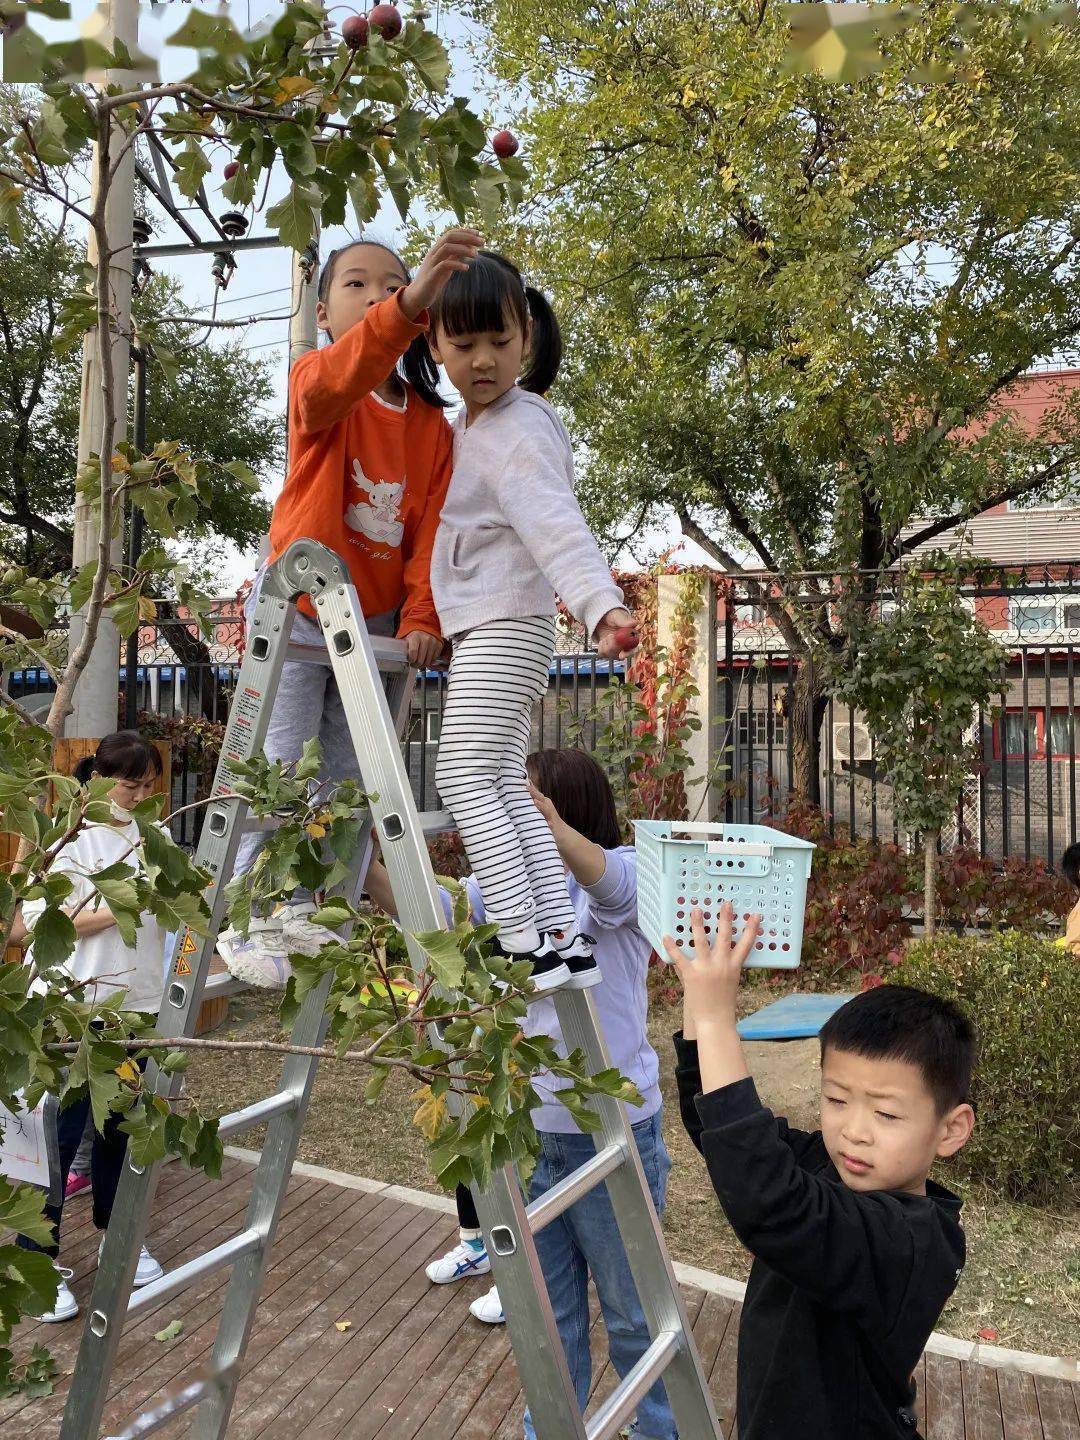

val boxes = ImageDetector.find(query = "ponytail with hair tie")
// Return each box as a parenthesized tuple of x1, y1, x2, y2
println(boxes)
(520, 283, 563, 396)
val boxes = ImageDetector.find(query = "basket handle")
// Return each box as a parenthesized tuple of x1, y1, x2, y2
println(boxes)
(665, 824, 773, 859)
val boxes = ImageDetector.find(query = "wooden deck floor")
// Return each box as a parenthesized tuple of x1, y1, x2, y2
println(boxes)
(5, 1157, 1077, 1439)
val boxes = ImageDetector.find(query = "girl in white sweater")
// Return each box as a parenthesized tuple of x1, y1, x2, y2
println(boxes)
(427, 253, 638, 990)
(19, 731, 168, 1321)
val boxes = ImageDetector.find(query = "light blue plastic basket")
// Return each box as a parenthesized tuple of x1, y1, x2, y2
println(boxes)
(634, 820, 815, 969)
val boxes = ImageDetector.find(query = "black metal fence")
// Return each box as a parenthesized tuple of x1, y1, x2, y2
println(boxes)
(5, 615, 626, 849)
(12, 564, 1080, 868)
(719, 565, 1080, 868)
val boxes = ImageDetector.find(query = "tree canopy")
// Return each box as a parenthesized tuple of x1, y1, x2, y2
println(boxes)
(467, 0, 1080, 791)
(0, 201, 280, 576)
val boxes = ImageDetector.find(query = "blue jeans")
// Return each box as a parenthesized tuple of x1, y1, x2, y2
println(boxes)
(523, 1109, 676, 1440)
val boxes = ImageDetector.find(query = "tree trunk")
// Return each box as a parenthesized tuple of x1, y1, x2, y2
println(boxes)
(790, 659, 827, 806)
(923, 830, 938, 939)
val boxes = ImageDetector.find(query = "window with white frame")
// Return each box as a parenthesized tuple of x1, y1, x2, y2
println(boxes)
(1006, 596, 1080, 634)
(737, 710, 787, 748)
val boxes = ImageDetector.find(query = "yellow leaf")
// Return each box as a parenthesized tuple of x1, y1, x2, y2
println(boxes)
(412, 1085, 447, 1141)
(137, 594, 158, 622)
(334, 1320, 352, 1332)
(115, 1059, 140, 1084)
(274, 75, 316, 103)
(111, 453, 131, 473)
(359, 978, 418, 1008)
(305, 821, 327, 839)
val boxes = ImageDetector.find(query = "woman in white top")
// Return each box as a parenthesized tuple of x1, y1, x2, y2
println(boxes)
(19, 731, 169, 1322)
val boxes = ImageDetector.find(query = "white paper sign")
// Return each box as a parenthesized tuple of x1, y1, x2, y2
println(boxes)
(0, 1095, 51, 1188)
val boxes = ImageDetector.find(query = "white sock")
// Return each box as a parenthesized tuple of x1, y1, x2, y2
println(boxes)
(498, 921, 541, 954)
(548, 928, 579, 951)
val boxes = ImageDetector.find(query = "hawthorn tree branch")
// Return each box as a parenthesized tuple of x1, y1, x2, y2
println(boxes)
(895, 453, 1075, 559)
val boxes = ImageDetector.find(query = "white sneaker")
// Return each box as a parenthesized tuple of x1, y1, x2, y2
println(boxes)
(280, 901, 335, 957)
(550, 931, 602, 990)
(469, 1285, 505, 1325)
(218, 902, 336, 989)
(217, 913, 293, 988)
(425, 1240, 491, 1285)
(33, 1264, 78, 1323)
(99, 1238, 163, 1287)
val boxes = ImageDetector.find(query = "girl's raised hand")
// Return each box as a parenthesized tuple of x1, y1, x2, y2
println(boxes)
(400, 228, 485, 320)
(594, 607, 639, 660)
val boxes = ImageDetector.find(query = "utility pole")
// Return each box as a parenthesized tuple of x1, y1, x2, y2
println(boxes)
(289, 237, 320, 367)
(67, 0, 139, 739)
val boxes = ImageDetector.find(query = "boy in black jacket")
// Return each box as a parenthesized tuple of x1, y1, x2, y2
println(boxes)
(666, 905, 975, 1440)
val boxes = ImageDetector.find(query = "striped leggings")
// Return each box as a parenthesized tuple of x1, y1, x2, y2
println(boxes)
(435, 616, 577, 940)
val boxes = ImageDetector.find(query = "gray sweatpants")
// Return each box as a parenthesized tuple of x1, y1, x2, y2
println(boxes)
(232, 569, 395, 895)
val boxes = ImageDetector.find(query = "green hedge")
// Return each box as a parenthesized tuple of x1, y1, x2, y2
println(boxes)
(892, 931, 1078, 1202)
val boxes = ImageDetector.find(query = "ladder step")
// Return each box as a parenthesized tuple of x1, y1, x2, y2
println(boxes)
(585, 1330, 681, 1440)
(125, 1227, 263, 1319)
(105, 1361, 239, 1438)
(526, 1143, 626, 1235)
(217, 1090, 298, 1140)
(419, 809, 455, 835)
(285, 636, 412, 673)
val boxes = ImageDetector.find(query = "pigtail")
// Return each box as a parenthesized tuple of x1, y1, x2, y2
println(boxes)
(519, 285, 563, 395)
(401, 334, 449, 408)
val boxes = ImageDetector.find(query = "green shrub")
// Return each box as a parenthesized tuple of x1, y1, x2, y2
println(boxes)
(892, 931, 1078, 1202)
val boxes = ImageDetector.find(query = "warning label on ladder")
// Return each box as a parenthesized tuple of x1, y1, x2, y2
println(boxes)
(173, 931, 197, 976)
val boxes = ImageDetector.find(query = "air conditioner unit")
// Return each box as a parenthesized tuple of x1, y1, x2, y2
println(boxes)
(833, 721, 872, 764)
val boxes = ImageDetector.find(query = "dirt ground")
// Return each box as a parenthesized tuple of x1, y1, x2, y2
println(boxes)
(184, 990, 1079, 1358)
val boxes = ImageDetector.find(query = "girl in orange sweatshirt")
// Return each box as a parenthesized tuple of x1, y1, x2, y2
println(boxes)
(220, 228, 483, 985)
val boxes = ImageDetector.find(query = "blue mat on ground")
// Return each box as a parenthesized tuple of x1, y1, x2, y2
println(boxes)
(736, 992, 857, 1040)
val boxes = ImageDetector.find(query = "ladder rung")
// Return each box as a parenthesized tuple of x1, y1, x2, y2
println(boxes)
(285, 636, 412, 673)
(585, 1330, 680, 1440)
(105, 1361, 239, 1438)
(526, 1143, 626, 1235)
(125, 1227, 263, 1319)
(216, 1090, 298, 1140)
(419, 809, 455, 835)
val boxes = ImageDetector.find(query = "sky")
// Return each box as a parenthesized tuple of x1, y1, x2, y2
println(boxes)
(35, 0, 716, 593)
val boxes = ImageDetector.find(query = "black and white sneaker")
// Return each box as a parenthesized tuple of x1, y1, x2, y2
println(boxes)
(526, 935, 572, 992)
(491, 935, 569, 993)
(547, 930, 602, 990)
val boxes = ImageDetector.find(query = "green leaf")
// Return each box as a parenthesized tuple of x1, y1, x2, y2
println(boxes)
(166, 9, 246, 56)
(412, 926, 466, 990)
(221, 459, 259, 491)
(405, 29, 451, 93)
(375, 150, 410, 221)
(66, 560, 97, 615)
(0, 1179, 55, 1249)
(265, 183, 319, 252)
(174, 140, 212, 201)
(274, 121, 317, 179)
(26, 907, 76, 972)
(310, 897, 355, 928)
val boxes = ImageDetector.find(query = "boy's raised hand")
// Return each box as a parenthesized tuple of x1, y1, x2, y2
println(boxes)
(400, 228, 485, 320)
(664, 903, 762, 1026)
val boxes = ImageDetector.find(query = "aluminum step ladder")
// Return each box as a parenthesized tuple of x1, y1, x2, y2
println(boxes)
(61, 538, 721, 1440)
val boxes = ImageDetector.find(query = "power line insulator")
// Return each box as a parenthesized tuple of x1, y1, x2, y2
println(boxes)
(219, 210, 249, 240)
